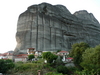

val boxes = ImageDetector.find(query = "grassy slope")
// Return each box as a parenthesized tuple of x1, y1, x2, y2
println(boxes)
(7, 59, 57, 75)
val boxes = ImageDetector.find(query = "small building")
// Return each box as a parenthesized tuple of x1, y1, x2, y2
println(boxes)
(7, 52, 14, 60)
(66, 57, 73, 62)
(27, 48, 35, 55)
(57, 51, 69, 56)
(27, 48, 42, 58)
(34, 51, 42, 58)
(57, 51, 69, 62)
(0, 53, 8, 59)
(0, 51, 14, 60)
(14, 54, 28, 62)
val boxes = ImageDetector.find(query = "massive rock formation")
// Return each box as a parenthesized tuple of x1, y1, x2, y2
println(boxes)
(14, 3, 100, 54)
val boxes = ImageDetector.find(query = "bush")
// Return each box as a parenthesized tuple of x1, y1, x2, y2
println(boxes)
(0, 59, 15, 73)
(16, 61, 23, 64)
(38, 55, 42, 58)
(42, 52, 58, 63)
(54, 56, 64, 67)
(28, 54, 34, 60)
(56, 65, 68, 74)
(75, 69, 100, 75)
(44, 63, 51, 68)
(15, 63, 34, 71)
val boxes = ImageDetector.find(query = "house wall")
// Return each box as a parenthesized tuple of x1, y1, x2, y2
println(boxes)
(14, 58, 27, 62)
(7, 56, 13, 60)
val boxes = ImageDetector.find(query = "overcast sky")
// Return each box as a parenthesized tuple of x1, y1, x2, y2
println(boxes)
(0, 0, 100, 53)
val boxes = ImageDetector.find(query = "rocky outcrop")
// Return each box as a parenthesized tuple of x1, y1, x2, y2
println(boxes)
(14, 3, 100, 54)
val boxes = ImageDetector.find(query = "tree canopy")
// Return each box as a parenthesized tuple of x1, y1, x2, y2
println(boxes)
(28, 54, 35, 60)
(69, 42, 90, 68)
(42, 52, 58, 63)
(80, 45, 100, 72)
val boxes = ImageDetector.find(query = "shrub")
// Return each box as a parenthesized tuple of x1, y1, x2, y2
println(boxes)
(28, 54, 34, 60)
(0, 59, 15, 73)
(15, 63, 34, 71)
(75, 69, 99, 75)
(42, 52, 58, 63)
(37, 55, 42, 58)
(56, 65, 68, 74)
(44, 63, 51, 68)
(16, 61, 23, 64)
(54, 56, 64, 67)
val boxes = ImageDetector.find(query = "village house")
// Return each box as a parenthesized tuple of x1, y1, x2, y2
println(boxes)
(7, 52, 14, 60)
(0, 49, 73, 63)
(27, 48, 42, 58)
(57, 51, 69, 56)
(14, 48, 35, 62)
(0, 51, 14, 60)
(0, 53, 8, 59)
(57, 51, 73, 62)
(27, 48, 35, 55)
(14, 54, 28, 62)
(66, 57, 73, 62)
(14, 48, 43, 62)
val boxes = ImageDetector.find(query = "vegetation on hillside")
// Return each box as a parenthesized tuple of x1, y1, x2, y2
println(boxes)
(1, 42, 100, 75)
(7, 59, 66, 75)
(69, 42, 100, 75)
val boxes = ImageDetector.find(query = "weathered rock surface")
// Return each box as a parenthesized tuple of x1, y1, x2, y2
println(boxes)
(14, 3, 100, 54)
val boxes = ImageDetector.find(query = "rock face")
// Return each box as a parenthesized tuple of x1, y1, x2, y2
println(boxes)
(14, 3, 100, 54)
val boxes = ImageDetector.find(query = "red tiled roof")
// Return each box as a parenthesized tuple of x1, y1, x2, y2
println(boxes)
(58, 51, 69, 53)
(0, 52, 14, 56)
(0, 53, 8, 56)
(15, 57, 27, 58)
(16, 54, 28, 57)
(15, 54, 28, 58)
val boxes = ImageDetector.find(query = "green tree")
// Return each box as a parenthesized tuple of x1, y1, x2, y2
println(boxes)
(0, 59, 15, 73)
(80, 45, 100, 73)
(42, 52, 58, 63)
(28, 54, 35, 60)
(70, 42, 90, 68)
(56, 65, 68, 74)
(55, 56, 64, 67)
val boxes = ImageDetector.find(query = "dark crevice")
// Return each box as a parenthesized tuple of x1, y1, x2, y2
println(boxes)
(63, 31, 76, 37)
(42, 6, 47, 14)
(64, 34, 75, 37)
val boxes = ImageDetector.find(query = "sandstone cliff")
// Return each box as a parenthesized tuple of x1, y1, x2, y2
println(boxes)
(14, 3, 100, 54)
